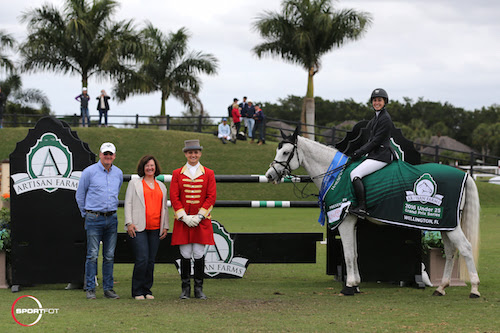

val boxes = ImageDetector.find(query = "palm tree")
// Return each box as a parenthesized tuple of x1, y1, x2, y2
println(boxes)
(0, 74, 51, 126)
(19, 0, 143, 89)
(253, 0, 372, 139)
(0, 30, 16, 74)
(114, 23, 218, 127)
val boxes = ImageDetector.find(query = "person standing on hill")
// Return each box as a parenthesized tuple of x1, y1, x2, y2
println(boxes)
(252, 104, 265, 145)
(246, 100, 256, 143)
(231, 102, 242, 138)
(75, 87, 91, 127)
(239, 96, 249, 134)
(96, 89, 111, 127)
(170, 140, 216, 300)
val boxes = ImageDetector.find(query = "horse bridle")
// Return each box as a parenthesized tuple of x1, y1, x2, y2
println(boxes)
(269, 140, 300, 179)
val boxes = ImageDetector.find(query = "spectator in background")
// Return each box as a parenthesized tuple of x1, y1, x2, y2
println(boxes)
(96, 90, 111, 127)
(253, 104, 266, 145)
(228, 98, 238, 140)
(75, 87, 91, 127)
(231, 102, 242, 138)
(246, 100, 256, 143)
(239, 96, 249, 134)
(228, 97, 238, 121)
(218, 118, 234, 144)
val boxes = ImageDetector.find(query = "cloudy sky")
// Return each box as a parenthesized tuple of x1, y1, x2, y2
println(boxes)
(1, 0, 500, 123)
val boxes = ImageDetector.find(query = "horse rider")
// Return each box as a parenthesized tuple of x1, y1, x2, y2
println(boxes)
(349, 88, 395, 218)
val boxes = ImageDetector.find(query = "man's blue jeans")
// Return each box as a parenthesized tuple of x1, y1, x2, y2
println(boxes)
(85, 212, 118, 291)
(129, 229, 161, 297)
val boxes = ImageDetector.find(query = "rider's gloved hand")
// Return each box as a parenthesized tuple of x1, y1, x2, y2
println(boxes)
(351, 150, 362, 161)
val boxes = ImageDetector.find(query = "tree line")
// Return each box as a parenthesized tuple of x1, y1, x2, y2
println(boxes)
(262, 95, 500, 156)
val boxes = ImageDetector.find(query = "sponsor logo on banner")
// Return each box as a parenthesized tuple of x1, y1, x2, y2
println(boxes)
(403, 173, 444, 225)
(175, 221, 249, 278)
(11, 132, 81, 194)
(205, 221, 249, 277)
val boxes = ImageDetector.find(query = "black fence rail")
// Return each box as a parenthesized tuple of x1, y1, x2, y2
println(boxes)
(2, 112, 499, 179)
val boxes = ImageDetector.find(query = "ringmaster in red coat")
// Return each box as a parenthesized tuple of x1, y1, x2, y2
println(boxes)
(170, 139, 216, 300)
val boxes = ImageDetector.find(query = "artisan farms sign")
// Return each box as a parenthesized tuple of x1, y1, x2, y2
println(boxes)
(11, 132, 81, 194)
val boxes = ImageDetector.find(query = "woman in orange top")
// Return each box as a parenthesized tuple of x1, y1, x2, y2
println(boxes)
(170, 139, 216, 299)
(124, 155, 169, 300)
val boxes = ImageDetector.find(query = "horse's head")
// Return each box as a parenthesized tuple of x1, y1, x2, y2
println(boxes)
(265, 127, 301, 184)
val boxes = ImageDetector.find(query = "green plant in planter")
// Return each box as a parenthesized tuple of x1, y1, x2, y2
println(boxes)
(0, 195, 11, 252)
(422, 231, 444, 257)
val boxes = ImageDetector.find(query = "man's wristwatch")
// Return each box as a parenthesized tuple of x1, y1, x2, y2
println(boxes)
(197, 214, 204, 220)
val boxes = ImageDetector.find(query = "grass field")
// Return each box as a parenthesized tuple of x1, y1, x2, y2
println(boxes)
(1, 127, 499, 332)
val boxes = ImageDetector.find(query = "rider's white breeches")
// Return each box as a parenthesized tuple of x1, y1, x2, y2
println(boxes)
(350, 159, 388, 181)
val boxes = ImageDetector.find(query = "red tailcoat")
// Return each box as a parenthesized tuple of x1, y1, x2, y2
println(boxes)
(170, 164, 216, 245)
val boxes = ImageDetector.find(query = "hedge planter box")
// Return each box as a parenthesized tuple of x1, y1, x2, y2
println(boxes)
(428, 248, 466, 287)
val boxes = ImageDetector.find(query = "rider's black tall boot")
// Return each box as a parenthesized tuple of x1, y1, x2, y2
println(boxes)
(350, 177, 368, 218)
(179, 258, 191, 299)
(194, 257, 207, 300)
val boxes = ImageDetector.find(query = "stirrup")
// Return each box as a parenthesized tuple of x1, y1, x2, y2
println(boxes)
(350, 207, 368, 219)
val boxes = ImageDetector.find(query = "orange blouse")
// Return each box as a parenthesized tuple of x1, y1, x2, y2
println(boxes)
(142, 180, 163, 230)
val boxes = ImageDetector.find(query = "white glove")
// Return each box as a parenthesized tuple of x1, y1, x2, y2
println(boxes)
(180, 215, 196, 227)
(191, 214, 204, 226)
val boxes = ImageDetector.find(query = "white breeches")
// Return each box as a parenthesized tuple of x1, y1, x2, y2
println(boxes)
(350, 159, 388, 181)
(179, 243, 206, 260)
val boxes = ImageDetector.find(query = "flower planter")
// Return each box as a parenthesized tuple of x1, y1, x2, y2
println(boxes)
(428, 248, 466, 286)
(0, 251, 8, 289)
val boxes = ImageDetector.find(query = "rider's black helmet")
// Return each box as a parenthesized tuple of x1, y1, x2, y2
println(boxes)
(370, 88, 389, 104)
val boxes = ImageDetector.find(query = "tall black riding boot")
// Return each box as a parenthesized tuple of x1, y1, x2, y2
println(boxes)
(194, 257, 207, 300)
(179, 258, 191, 299)
(350, 177, 368, 218)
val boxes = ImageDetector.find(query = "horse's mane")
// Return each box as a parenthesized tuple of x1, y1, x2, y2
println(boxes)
(296, 135, 339, 155)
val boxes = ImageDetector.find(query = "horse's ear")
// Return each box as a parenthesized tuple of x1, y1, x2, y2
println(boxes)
(280, 129, 288, 140)
(292, 127, 299, 141)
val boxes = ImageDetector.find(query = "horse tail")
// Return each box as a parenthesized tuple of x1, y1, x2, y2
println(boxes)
(459, 175, 480, 280)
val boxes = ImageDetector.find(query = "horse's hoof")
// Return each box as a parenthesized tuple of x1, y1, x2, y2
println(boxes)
(432, 290, 444, 296)
(340, 286, 356, 296)
(354, 286, 361, 294)
(469, 293, 480, 299)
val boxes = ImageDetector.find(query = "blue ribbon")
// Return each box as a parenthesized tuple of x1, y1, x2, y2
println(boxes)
(317, 152, 349, 226)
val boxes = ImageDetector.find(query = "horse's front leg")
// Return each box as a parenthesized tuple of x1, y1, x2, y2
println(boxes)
(338, 215, 360, 295)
